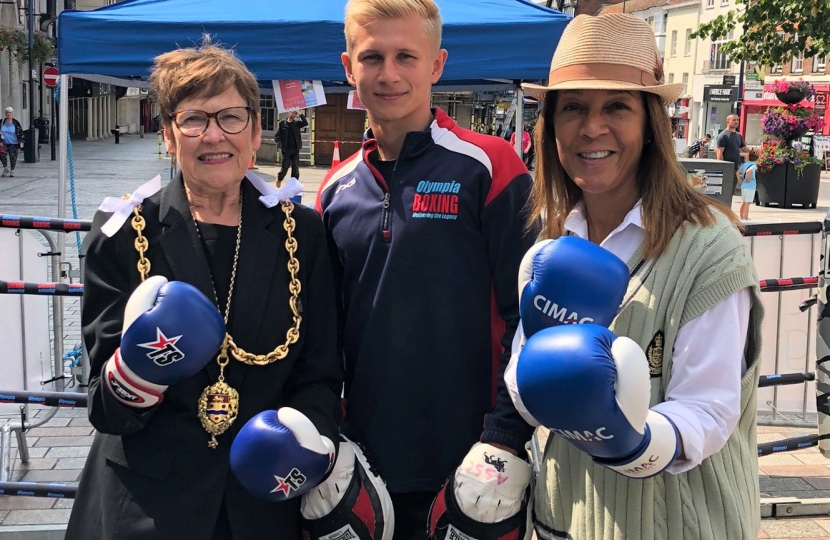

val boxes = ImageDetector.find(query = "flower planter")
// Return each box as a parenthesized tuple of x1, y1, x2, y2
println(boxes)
(756, 163, 821, 208)
(776, 90, 807, 105)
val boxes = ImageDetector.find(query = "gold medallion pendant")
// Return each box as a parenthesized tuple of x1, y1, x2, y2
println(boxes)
(198, 379, 240, 449)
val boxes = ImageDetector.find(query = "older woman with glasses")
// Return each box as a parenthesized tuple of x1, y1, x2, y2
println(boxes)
(65, 37, 343, 540)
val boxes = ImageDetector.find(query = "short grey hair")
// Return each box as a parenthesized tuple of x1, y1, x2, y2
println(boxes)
(4, 107, 13, 114)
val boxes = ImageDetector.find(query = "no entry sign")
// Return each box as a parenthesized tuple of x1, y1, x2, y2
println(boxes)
(43, 66, 59, 88)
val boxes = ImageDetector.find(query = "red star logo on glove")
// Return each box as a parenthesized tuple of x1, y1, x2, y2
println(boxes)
(271, 475, 292, 497)
(137, 328, 182, 351)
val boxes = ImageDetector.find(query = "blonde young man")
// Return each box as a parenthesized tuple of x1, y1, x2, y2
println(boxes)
(313, 0, 537, 538)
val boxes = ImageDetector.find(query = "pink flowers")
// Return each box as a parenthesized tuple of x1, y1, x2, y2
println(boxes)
(770, 79, 817, 97)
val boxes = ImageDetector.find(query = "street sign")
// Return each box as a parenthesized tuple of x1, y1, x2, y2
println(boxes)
(722, 75, 736, 86)
(43, 66, 59, 88)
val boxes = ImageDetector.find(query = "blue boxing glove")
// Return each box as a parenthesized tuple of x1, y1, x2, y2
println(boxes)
(103, 275, 225, 408)
(518, 237, 629, 338)
(515, 324, 680, 478)
(231, 408, 336, 502)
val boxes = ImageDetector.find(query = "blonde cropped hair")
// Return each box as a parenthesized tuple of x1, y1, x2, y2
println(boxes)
(344, 0, 442, 52)
(148, 35, 260, 128)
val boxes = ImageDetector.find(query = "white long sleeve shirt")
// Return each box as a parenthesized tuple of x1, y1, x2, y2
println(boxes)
(525, 200, 751, 473)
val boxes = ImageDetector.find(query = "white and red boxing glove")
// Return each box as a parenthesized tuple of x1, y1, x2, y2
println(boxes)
(301, 436, 395, 540)
(427, 443, 531, 540)
(104, 275, 225, 408)
(230, 408, 336, 502)
(518, 237, 629, 338)
(513, 324, 680, 478)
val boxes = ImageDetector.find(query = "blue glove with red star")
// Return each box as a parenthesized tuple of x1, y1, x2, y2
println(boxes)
(103, 275, 225, 408)
(231, 408, 336, 502)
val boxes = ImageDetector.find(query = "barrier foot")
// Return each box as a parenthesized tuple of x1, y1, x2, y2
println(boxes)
(0, 424, 10, 482)
(14, 428, 29, 464)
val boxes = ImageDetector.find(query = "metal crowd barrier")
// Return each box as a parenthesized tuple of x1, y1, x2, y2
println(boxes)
(743, 221, 822, 427)
(0, 215, 91, 501)
(0, 390, 85, 499)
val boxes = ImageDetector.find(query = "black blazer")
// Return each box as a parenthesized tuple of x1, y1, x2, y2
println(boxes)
(65, 173, 343, 540)
(277, 114, 308, 151)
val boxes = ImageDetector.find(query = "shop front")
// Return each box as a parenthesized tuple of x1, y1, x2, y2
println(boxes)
(702, 84, 739, 141)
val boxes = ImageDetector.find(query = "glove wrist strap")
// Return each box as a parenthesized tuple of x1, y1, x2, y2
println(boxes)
(598, 410, 680, 479)
(104, 349, 165, 408)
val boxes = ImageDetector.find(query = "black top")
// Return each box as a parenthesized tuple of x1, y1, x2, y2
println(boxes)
(195, 221, 236, 327)
(717, 129, 745, 164)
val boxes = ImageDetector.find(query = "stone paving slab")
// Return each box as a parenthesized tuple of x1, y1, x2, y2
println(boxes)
(3, 137, 830, 538)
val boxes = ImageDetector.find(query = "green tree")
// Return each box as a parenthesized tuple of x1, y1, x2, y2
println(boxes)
(692, 0, 829, 66)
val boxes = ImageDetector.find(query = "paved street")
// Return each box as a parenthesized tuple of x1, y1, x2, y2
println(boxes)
(2, 133, 830, 538)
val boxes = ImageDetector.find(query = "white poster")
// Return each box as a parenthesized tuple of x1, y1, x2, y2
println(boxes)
(272, 80, 327, 113)
(347, 90, 366, 111)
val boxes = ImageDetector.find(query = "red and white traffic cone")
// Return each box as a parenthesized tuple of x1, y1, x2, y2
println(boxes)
(330, 141, 341, 170)
(248, 151, 257, 169)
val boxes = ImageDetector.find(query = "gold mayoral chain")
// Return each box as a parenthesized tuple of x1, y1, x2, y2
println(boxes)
(130, 191, 303, 449)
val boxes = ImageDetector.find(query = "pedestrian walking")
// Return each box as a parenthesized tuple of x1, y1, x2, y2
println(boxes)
(0, 107, 24, 177)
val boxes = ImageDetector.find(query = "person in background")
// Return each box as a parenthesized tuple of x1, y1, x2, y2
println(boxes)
(738, 148, 759, 221)
(684, 133, 711, 158)
(276, 109, 309, 183)
(716, 114, 750, 183)
(65, 37, 342, 540)
(315, 0, 537, 538)
(510, 127, 532, 166)
(515, 13, 763, 540)
(0, 107, 23, 177)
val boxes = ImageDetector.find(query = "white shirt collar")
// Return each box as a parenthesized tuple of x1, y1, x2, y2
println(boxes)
(564, 199, 644, 242)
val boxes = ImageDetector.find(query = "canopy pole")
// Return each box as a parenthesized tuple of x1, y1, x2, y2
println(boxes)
(58, 75, 69, 260)
(515, 83, 524, 160)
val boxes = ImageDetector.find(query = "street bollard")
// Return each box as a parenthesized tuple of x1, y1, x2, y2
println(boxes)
(140, 125, 144, 139)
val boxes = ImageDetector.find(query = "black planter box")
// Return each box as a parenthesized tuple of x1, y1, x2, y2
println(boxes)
(756, 163, 821, 208)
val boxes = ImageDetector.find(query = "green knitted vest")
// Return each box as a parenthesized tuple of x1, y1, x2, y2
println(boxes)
(533, 211, 764, 540)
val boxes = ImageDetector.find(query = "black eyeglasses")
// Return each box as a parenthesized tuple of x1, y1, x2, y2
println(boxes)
(169, 106, 253, 137)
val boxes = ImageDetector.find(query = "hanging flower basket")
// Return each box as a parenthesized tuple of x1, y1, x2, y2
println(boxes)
(761, 106, 823, 142)
(776, 89, 807, 105)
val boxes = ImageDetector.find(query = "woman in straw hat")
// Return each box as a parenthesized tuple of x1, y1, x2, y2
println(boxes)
(514, 14, 763, 540)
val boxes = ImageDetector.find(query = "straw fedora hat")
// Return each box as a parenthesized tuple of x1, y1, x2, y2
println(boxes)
(522, 13, 685, 105)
